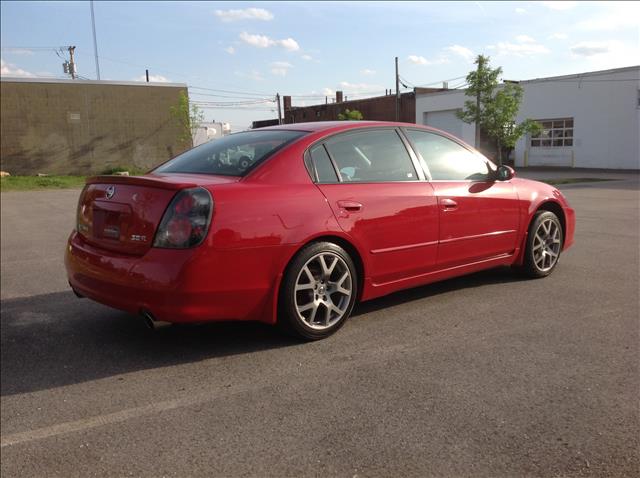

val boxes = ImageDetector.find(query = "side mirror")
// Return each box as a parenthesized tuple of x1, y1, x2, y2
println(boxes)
(497, 165, 515, 181)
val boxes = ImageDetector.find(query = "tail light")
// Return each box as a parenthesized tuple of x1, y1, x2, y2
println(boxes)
(76, 185, 90, 236)
(153, 187, 213, 249)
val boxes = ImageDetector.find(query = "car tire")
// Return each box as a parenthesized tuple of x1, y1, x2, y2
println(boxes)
(279, 241, 358, 340)
(522, 210, 564, 278)
(238, 156, 251, 171)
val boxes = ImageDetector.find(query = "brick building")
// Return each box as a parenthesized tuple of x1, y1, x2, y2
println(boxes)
(1, 77, 189, 175)
(282, 88, 443, 125)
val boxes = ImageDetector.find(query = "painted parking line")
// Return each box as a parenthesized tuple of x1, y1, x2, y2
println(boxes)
(1, 388, 235, 448)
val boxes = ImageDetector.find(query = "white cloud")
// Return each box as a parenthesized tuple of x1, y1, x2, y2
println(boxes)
(408, 53, 451, 66)
(2, 48, 34, 56)
(361, 68, 376, 75)
(215, 8, 273, 22)
(0, 59, 34, 77)
(548, 32, 568, 40)
(322, 87, 334, 96)
(270, 61, 293, 76)
(301, 54, 313, 61)
(239, 32, 300, 51)
(133, 74, 169, 83)
(239, 32, 273, 48)
(235, 70, 264, 81)
(225, 46, 235, 55)
(569, 40, 639, 70)
(278, 38, 300, 52)
(541, 1, 577, 11)
(515, 35, 535, 43)
(487, 35, 550, 57)
(577, 2, 640, 31)
(408, 55, 428, 65)
(445, 44, 474, 61)
(570, 41, 610, 57)
(515, 7, 527, 14)
(338, 81, 383, 95)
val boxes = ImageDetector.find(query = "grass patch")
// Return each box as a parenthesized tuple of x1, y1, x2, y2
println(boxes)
(539, 177, 616, 186)
(100, 166, 147, 176)
(0, 175, 87, 192)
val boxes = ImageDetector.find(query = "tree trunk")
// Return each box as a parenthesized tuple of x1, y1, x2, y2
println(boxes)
(496, 138, 502, 165)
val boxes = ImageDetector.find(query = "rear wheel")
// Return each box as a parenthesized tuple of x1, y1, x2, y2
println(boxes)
(279, 242, 357, 340)
(522, 211, 563, 278)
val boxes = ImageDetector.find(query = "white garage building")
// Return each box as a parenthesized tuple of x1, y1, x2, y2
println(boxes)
(415, 66, 640, 170)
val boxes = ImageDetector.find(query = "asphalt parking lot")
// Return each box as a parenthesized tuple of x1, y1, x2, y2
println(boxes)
(1, 176, 638, 477)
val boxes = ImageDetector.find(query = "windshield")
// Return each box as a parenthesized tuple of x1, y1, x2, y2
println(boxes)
(154, 130, 307, 176)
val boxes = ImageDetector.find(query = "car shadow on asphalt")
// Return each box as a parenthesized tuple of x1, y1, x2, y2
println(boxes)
(1, 266, 526, 397)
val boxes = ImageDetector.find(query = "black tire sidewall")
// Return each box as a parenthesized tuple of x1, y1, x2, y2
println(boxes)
(279, 242, 358, 340)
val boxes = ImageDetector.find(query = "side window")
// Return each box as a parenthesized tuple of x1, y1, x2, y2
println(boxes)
(324, 129, 417, 182)
(406, 130, 491, 181)
(310, 145, 338, 183)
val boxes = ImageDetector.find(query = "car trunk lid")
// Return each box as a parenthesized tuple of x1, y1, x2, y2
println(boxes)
(77, 173, 236, 255)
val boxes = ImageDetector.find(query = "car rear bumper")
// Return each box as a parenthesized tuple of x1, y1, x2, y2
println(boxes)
(65, 231, 285, 324)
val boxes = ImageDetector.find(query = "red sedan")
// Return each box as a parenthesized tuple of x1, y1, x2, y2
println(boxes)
(66, 121, 575, 340)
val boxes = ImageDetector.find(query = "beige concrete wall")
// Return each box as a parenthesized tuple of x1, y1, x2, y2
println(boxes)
(0, 79, 190, 175)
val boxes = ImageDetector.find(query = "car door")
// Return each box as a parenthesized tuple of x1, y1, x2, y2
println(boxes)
(403, 128, 521, 268)
(309, 128, 439, 286)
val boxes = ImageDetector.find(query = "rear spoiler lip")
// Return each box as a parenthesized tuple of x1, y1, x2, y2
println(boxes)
(85, 175, 198, 191)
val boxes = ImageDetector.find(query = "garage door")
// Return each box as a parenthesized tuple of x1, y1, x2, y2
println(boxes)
(423, 110, 463, 138)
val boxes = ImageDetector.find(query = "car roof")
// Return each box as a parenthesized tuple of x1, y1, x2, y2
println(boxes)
(259, 120, 429, 133)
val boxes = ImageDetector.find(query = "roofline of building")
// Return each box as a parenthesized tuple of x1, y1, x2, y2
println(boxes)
(415, 65, 640, 97)
(0, 76, 188, 88)
(287, 90, 417, 111)
(414, 88, 467, 98)
(518, 65, 639, 84)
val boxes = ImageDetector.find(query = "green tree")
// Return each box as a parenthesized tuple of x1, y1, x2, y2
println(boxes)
(169, 91, 205, 148)
(457, 55, 540, 164)
(337, 109, 364, 121)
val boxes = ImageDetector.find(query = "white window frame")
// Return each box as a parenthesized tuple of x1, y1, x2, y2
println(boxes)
(530, 118, 574, 148)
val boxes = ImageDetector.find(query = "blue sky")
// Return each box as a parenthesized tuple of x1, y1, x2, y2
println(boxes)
(1, 1, 639, 130)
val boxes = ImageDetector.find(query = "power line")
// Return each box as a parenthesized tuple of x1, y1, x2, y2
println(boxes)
(190, 91, 274, 101)
(90, 0, 101, 80)
(189, 85, 274, 97)
(407, 75, 468, 88)
(1, 46, 67, 51)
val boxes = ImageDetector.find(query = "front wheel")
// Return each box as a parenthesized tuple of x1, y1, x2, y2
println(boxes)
(522, 211, 564, 278)
(279, 242, 358, 340)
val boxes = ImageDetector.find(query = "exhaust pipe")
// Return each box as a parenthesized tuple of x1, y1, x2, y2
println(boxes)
(141, 310, 172, 330)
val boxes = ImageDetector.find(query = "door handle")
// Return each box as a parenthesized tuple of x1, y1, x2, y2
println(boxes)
(441, 198, 458, 210)
(337, 200, 363, 212)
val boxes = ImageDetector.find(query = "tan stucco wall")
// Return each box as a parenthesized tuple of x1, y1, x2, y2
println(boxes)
(0, 80, 189, 175)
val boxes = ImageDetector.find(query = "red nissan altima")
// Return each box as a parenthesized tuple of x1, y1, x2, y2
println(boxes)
(66, 121, 575, 339)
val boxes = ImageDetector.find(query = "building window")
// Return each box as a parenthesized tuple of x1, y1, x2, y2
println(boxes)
(530, 118, 574, 148)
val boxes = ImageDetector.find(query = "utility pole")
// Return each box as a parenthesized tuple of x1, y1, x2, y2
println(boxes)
(68, 46, 77, 79)
(395, 56, 400, 122)
(146, 69, 150, 82)
(90, 0, 101, 80)
(474, 58, 482, 149)
(276, 93, 282, 125)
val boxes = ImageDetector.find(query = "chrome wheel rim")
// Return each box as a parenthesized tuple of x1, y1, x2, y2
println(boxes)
(294, 252, 353, 330)
(533, 218, 561, 272)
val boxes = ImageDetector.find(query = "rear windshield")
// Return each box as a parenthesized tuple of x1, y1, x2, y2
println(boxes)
(154, 130, 307, 176)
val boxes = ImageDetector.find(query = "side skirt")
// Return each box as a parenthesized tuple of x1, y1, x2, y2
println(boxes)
(361, 253, 516, 301)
